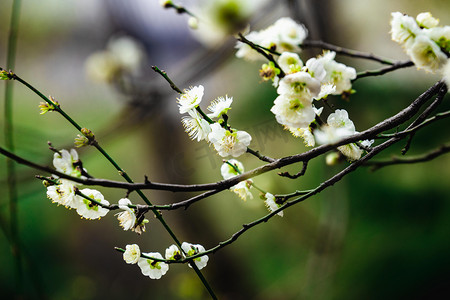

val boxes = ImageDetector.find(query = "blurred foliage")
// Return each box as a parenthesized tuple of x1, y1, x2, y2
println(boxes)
(1, 0, 449, 299)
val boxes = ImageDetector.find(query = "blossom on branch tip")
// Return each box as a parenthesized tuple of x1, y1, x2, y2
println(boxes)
(75, 188, 110, 220)
(123, 244, 141, 264)
(182, 109, 211, 142)
(116, 198, 136, 231)
(181, 242, 209, 270)
(264, 192, 283, 217)
(178, 85, 204, 114)
(138, 252, 169, 279)
(208, 123, 251, 157)
(165, 244, 183, 261)
(207, 96, 233, 119)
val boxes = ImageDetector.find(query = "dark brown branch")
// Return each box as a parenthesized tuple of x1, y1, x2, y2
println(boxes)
(355, 60, 414, 80)
(278, 161, 308, 179)
(365, 143, 450, 171)
(203, 133, 407, 257)
(401, 84, 448, 154)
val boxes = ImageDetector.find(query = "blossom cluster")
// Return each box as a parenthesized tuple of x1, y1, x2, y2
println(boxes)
(123, 242, 208, 280)
(391, 12, 450, 73)
(45, 149, 148, 232)
(178, 85, 252, 157)
(235, 18, 371, 160)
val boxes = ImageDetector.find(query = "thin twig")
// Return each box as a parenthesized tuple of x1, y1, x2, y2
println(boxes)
(237, 33, 286, 78)
(278, 161, 308, 179)
(365, 143, 450, 171)
(401, 84, 448, 154)
(355, 60, 414, 80)
(301, 40, 396, 65)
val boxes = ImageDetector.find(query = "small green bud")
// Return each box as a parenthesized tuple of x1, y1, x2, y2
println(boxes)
(188, 17, 199, 29)
(325, 152, 341, 166)
(74, 134, 89, 148)
(160, 0, 173, 8)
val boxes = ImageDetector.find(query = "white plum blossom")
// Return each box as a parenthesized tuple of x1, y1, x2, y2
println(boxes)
(236, 17, 307, 60)
(315, 109, 371, 161)
(425, 26, 450, 52)
(123, 244, 141, 264)
(416, 12, 439, 29)
(305, 57, 327, 82)
(53, 149, 82, 177)
(116, 198, 136, 231)
(178, 85, 204, 114)
(270, 94, 316, 128)
(315, 83, 336, 100)
(181, 242, 209, 270)
(316, 51, 356, 94)
(181, 109, 212, 142)
(75, 188, 110, 220)
(314, 125, 353, 145)
(327, 109, 356, 132)
(277, 72, 321, 98)
(165, 244, 183, 261)
(337, 143, 364, 161)
(407, 34, 447, 73)
(271, 17, 308, 53)
(231, 180, 253, 201)
(138, 252, 169, 279)
(208, 123, 252, 157)
(278, 52, 303, 74)
(46, 179, 79, 209)
(221, 159, 245, 180)
(207, 96, 233, 119)
(264, 192, 283, 217)
(390, 12, 422, 48)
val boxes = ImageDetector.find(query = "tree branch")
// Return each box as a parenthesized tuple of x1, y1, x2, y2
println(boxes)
(301, 40, 396, 65)
(364, 143, 450, 171)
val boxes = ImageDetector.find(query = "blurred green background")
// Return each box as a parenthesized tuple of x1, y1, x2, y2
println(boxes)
(1, 0, 449, 299)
